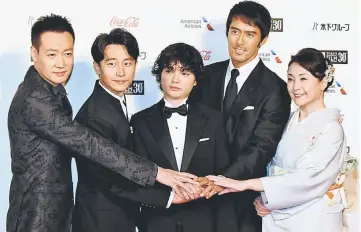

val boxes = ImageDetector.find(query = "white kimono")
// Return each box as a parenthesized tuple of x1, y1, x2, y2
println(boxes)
(260, 108, 347, 232)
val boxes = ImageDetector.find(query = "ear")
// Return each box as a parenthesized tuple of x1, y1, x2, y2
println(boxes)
(31, 46, 38, 63)
(193, 80, 197, 87)
(93, 62, 101, 78)
(259, 36, 268, 48)
(321, 78, 328, 91)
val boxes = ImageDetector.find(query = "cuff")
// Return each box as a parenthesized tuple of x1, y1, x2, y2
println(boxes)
(166, 191, 175, 208)
(148, 164, 158, 186)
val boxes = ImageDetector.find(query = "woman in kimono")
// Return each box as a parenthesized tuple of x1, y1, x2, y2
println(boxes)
(208, 48, 347, 232)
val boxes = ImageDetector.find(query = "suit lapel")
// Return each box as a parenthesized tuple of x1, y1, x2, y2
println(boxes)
(146, 101, 178, 170)
(93, 81, 129, 124)
(225, 61, 265, 143)
(180, 103, 208, 172)
(208, 60, 229, 111)
(92, 81, 130, 146)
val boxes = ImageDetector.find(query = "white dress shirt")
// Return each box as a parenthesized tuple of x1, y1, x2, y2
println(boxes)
(164, 98, 188, 208)
(98, 81, 128, 120)
(223, 56, 260, 98)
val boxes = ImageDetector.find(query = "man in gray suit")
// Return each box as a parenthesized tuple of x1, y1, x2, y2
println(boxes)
(6, 14, 197, 232)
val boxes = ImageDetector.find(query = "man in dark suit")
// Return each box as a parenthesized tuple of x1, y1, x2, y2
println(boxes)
(72, 28, 192, 232)
(190, 1, 291, 232)
(132, 43, 231, 232)
(6, 15, 197, 232)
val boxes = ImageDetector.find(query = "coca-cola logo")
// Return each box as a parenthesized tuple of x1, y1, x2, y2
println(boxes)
(110, 16, 139, 28)
(199, 50, 211, 61)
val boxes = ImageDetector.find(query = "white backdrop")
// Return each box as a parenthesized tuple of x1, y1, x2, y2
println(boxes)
(0, 0, 359, 231)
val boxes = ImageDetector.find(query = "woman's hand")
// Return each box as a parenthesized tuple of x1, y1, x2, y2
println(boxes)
(206, 175, 247, 195)
(254, 196, 271, 217)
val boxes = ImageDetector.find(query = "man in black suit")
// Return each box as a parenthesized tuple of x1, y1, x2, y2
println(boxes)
(6, 15, 197, 232)
(132, 43, 231, 232)
(190, 1, 291, 232)
(72, 28, 195, 232)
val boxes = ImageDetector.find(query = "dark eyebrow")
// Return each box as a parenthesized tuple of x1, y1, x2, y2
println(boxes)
(229, 26, 257, 34)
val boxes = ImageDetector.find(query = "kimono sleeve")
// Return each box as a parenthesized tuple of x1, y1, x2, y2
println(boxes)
(260, 122, 346, 211)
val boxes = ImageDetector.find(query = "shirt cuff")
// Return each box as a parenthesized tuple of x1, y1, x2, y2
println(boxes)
(166, 191, 175, 208)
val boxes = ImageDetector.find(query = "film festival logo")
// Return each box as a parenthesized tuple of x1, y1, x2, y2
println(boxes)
(126, 80, 144, 95)
(320, 50, 348, 95)
(180, 16, 214, 31)
(110, 16, 139, 28)
(270, 18, 283, 32)
(259, 50, 282, 63)
(313, 22, 350, 31)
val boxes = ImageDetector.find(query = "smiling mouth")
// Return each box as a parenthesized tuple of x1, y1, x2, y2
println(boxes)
(293, 93, 306, 98)
(170, 86, 181, 91)
(234, 48, 246, 54)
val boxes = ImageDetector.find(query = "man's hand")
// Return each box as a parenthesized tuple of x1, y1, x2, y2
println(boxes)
(254, 196, 271, 217)
(172, 193, 189, 204)
(196, 177, 224, 199)
(172, 188, 201, 204)
(156, 167, 199, 199)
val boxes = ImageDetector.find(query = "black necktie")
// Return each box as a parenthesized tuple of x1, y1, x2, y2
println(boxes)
(223, 69, 240, 113)
(162, 104, 188, 119)
(122, 96, 129, 121)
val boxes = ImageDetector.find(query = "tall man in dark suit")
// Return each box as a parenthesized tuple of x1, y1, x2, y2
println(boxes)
(6, 14, 197, 232)
(190, 1, 291, 232)
(72, 28, 192, 232)
(132, 43, 231, 232)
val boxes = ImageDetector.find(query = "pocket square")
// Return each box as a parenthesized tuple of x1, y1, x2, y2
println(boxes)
(243, 106, 254, 110)
(199, 138, 210, 142)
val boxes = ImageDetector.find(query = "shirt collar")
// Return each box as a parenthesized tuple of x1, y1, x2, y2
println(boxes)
(98, 81, 124, 102)
(229, 56, 260, 77)
(164, 98, 188, 108)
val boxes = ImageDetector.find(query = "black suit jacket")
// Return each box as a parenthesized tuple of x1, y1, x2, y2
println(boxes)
(6, 66, 157, 232)
(190, 60, 291, 232)
(72, 81, 171, 232)
(131, 100, 233, 232)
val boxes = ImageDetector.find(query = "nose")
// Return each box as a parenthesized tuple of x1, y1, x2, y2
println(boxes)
(236, 32, 245, 45)
(292, 79, 301, 91)
(117, 64, 125, 77)
(55, 55, 65, 68)
(171, 72, 181, 83)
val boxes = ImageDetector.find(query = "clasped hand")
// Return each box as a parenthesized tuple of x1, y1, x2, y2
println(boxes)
(172, 177, 225, 204)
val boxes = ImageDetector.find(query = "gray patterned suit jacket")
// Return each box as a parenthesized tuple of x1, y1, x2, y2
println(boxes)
(6, 66, 157, 232)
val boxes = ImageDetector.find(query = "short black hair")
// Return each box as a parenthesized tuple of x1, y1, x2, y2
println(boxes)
(91, 28, 139, 64)
(288, 48, 334, 91)
(152, 43, 204, 90)
(226, 1, 271, 41)
(31, 14, 75, 50)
